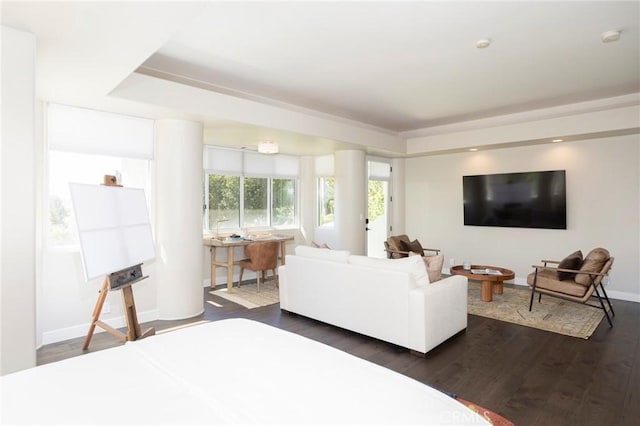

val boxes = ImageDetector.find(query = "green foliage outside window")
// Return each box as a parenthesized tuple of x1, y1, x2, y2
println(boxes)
(206, 174, 296, 230)
(367, 180, 385, 222)
(208, 175, 240, 228)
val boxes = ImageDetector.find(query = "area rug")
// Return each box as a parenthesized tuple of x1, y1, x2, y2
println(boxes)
(210, 282, 279, 309)
(467, 285, 604, 339)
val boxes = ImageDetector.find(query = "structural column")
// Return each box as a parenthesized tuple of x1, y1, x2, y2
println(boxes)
(334, 150, 366, 254)
(1, 27, 37, 374)
(155, 119, 203, 319)
(391, 158, 405, 234)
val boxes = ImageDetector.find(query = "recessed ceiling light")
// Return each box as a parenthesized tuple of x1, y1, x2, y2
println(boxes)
(601, 30, 621, 43)
(469, 148, 479, 152)
(476, 39, 491, 49)
(552, 139, 563, 143)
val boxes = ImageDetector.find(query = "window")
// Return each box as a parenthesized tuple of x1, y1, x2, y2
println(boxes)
(203, 146, 299, 232)
(272, 178, 296, 226)
(206, 174, 240, 229)
(46, 104, 153, 249)
(204, 174, 297, 231)
(318, 177, 335, 227)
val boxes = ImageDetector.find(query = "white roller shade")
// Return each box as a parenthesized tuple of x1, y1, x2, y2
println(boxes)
(204, 146, 299, 177)
(203, 146, 242, 174)
(315, 155, 334, 177)
(48, 104, 154, 159)
(368, 160, 391, 180)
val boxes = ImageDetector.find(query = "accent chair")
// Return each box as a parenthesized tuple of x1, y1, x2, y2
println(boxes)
(238, 241, 280, 291)
(527, 248, 615, 327)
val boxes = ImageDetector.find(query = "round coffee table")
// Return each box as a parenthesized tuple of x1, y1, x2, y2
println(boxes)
(450, 265, 515, 302)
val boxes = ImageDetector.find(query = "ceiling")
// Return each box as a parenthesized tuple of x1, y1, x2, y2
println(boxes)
(2, 1, 639, 154)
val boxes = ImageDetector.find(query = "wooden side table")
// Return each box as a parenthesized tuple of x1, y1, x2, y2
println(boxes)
(450, 265, 515, 302)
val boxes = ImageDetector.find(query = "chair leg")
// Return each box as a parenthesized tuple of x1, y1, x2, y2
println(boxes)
(538, 293, 542, 303)
(529, 270, 539, 311)
(599, 282, 615, 317)
(591, 279, 613, 327)
(272, 269, 278, 288)
(238, 267, 244, 288)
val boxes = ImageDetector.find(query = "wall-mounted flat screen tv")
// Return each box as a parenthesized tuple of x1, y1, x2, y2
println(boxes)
(463, 170, 566, 229)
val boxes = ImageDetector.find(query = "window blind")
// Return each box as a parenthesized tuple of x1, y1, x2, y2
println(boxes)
(48, 104, 154, 160)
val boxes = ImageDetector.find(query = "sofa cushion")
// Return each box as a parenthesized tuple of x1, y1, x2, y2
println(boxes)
(348, 254, 429, 286)
(557, 250, 583, 281)
(527, 269, 587, 298)
(294, 245, 350, 263)
(575, 248, 609, 287)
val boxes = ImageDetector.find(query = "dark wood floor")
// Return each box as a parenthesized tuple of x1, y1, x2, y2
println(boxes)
(38, 285, 640, 426)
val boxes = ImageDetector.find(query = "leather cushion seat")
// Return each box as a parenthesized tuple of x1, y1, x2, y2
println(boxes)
(526, 268, 587, 298)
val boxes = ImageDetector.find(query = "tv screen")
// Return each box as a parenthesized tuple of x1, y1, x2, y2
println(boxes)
(463, 170, 566, 229)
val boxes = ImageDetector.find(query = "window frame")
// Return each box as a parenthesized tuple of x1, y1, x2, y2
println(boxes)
(203, 171, 298, 232)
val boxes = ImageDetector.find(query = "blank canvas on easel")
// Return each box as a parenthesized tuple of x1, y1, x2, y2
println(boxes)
(69, 183, 155, 281)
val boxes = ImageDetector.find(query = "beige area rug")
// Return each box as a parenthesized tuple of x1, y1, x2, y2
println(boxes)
(210, 282, 279, 309)
(468, 284, 604, 339)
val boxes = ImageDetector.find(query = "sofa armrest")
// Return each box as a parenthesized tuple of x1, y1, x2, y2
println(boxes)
(408, 275, 468, 354)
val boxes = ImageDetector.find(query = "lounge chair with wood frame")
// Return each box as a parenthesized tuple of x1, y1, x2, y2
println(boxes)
(527, 248, 615, 327)
(384, 234, 440, 259)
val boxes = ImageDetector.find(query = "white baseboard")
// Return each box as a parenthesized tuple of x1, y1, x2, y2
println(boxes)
(41, 309, 159, 346)
(511, 276, 638, 302)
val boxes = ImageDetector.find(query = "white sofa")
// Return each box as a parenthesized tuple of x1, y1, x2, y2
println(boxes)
(278, 246, 468, 355)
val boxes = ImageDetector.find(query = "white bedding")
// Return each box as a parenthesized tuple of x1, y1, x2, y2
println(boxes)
(1, 319, 488, 425)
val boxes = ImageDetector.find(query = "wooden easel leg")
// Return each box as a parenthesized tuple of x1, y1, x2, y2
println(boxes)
(82, 276, 109, 351)
(122, 286, 155, 341)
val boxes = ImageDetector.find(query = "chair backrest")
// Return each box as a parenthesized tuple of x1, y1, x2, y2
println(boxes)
(385, 235, 411, 258)
(575, 248, 610, 287)
(244, 241, 280, 270)
(579, 256, 614, 299)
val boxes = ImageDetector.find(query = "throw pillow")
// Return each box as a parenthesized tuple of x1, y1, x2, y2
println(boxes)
(556, 250, 583, 281)
(311, 241, 331, 249)
(575, 248, 609, 287)
(409, 252, 444, 282)
(402, 239, 424, 255)
(424, 254, 444, 282)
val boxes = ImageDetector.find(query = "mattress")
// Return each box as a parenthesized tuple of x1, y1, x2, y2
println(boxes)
(0, 319, 488, 425)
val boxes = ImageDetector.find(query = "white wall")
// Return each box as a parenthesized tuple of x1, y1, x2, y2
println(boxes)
(1, 26, 37, 374)
(405, 134, 640, 302)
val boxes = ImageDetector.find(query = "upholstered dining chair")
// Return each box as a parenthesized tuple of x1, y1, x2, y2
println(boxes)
(238, 241, 280, 292)
(384, 234, 440, 259)
(527, 248, 615, 327)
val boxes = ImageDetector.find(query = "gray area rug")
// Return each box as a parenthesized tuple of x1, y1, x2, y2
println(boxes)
(210, 282, 279, 309)
(468, 284, 605, 339)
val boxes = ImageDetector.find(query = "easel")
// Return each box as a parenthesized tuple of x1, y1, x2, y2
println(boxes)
(82, 266, 155, 351)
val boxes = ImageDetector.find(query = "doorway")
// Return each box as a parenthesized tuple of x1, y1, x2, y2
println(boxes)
(366, 160, 391, 258)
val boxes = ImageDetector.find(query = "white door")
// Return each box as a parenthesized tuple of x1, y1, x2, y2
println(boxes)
(366, 160, 391, 258)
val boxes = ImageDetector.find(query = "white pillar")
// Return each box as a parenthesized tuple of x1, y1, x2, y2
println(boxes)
(391, 158, 405, 235)
(299, 156, 315, 245)
(155, 119, 203, 319)
(1, 27, 37, 374)
(334, 150, 366, 254)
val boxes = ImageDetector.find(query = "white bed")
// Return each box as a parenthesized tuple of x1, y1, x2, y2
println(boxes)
(1, 319, 488, 425)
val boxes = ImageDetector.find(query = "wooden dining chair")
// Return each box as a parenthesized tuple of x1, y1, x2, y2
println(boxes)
(238, 241, 280, 291)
